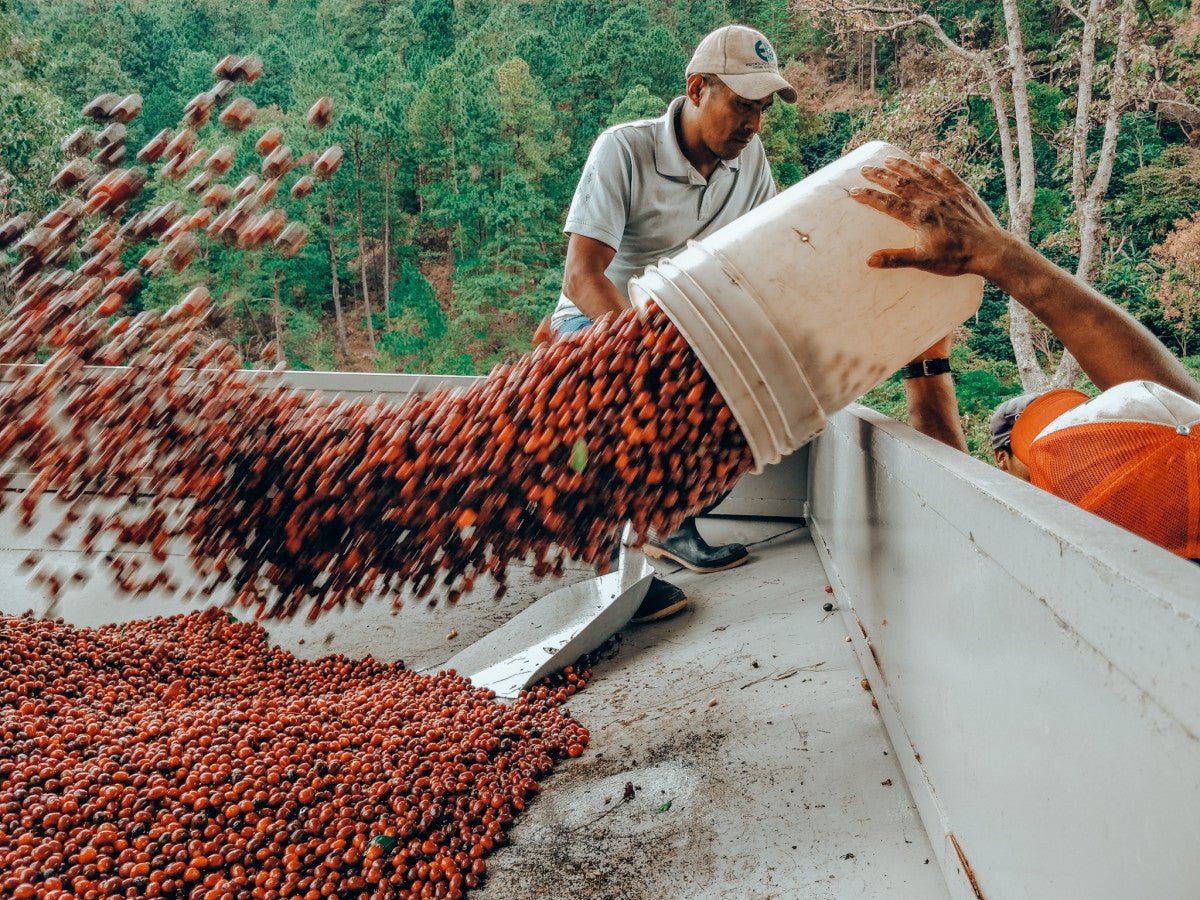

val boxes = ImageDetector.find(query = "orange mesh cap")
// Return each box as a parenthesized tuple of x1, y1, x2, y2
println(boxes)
(1023, 381, 1200, 559)
(1010, 389, 1089, 465)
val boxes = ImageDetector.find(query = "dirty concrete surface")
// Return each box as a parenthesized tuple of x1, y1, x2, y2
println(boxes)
(473, 520, 946, 900)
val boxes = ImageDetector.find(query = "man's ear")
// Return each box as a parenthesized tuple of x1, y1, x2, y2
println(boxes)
(685, 73, 707, 106)
(993, 448, 1011, 472)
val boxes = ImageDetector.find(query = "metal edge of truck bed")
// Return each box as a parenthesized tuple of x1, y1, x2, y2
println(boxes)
(810, 404, 1200, 900)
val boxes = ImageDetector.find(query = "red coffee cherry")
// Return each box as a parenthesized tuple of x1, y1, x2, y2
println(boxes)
(183, 91, 217, 128)
(217, 96, 257, 133)
(306, 96, 333, 130)
(82, 92, 120, 120)
(254, 127, 284, 158)
(109, 93, 144, 124)
(312, 145, 344, 181)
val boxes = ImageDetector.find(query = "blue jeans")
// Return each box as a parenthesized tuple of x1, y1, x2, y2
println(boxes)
(553, 312, 593, 337)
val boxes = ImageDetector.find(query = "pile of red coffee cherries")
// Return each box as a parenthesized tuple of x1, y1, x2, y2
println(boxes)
(0, 608, 592, 898)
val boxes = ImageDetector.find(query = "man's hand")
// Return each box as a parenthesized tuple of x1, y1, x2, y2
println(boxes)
(849, 154, 1009, 279)
(853, 151, 1200, 404)
(532, 315, 554, 347)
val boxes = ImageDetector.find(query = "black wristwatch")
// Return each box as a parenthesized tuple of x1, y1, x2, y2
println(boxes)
(900, 358, 952, 379)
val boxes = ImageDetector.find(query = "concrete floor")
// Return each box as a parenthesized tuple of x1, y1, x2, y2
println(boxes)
(0, 506, 946, 899)
(474, 520, 946, 900)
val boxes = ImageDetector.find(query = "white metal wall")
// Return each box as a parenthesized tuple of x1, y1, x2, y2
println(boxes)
(712, 444, 808, 519)
(808, 404, 1200, 900)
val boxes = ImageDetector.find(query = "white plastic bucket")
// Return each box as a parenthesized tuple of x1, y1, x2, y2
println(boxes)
(628, 141, 984, 471)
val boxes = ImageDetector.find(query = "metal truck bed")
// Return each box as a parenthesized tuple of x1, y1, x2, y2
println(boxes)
(3, 369, 1197, 899)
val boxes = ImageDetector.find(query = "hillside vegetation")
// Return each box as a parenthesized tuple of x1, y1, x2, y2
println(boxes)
(2, 0, 1198, 455)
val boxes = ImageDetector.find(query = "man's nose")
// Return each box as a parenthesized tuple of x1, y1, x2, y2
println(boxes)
(747, 109, 764, 134)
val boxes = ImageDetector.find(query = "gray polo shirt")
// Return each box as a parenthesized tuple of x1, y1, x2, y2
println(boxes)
(553, 95, 777, 328)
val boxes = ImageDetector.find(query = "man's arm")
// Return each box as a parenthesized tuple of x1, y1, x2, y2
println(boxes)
(851, 155, 1200, 404)
(903, 334, 968, 452)
(560, 130, 633, 322)
(984, 241, 1200, 401)
(562, 233, 626, 320)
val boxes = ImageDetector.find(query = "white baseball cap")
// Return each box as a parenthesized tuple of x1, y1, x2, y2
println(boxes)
(686, 25, 798, 104)
(1012, 380, 1200, 559)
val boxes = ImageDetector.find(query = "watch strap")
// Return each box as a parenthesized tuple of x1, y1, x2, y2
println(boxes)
(901, 358, 952, 379)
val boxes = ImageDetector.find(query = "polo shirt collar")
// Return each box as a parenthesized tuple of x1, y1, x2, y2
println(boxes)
(655, 96, 740, 183)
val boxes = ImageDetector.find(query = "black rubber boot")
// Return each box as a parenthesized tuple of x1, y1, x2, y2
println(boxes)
(644, 517, 749, 573)
(629, 576, 689, 624)
(594, 548, 689, 624)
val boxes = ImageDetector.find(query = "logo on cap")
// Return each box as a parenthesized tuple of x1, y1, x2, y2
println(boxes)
(755, 40, 774, 63)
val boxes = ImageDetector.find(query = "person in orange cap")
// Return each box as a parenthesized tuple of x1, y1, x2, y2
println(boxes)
(851, 154, 1200, 561)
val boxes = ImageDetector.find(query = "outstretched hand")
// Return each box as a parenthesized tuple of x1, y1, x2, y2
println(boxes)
(849, 154, 1007, 278)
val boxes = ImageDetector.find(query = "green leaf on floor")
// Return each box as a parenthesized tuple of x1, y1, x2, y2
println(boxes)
(370, 834, 397, 851)
(658, 799, 673, 813)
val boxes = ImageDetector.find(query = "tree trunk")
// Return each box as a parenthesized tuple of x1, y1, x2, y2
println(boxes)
(857, 29, 864, 91)
(1076, 0, 1134, 287)
(382, 147, 393, 328)
(448, 133, 459, 270)
(273, 267, 286, 368)
(240, 296, 266, 345)
(1069, 0, 1104, 205)
(327, 192, 351, 360)
(981, 64, 1020, 230)
(353, 139, 376, 352)
(870, 33, 877, 93)
(1008, 303, 1047, 390)
(975, 58, 1046, 389)
(999, 0, 1046, 391)
(0, 187, 11, 310)
(1053, 0, 1136, 389)
(1001, 0, 1036, 240)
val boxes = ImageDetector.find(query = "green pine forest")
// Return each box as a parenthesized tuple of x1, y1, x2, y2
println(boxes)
(2, 0, 1199, 457)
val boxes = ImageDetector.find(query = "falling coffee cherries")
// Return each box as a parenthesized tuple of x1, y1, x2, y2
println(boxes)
(0, 51, 753, 620)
